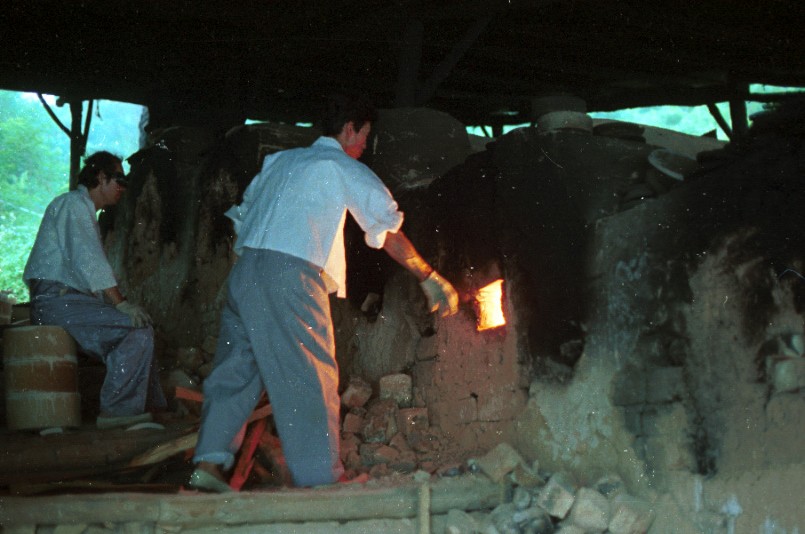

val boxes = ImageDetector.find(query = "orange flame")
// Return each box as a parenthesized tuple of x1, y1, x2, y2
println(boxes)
(475, 279, 506, 331)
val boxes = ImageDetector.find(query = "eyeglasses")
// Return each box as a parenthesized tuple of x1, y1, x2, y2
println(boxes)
(110, 171, 129, 187)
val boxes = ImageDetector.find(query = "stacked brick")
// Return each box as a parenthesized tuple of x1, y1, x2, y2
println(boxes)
(760, 333, 805, 395)
(339, 373, 450, 478)
(446, 443, 656, 533)
(410, 315, 528, 458)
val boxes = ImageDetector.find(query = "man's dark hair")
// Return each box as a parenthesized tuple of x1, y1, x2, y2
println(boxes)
(321, 93, 378, 136)
(77, 151, 122, 189)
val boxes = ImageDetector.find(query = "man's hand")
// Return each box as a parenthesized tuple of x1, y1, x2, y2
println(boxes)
(381, 231, 459, 317)
(116, 301, 153, 327)
(420, 271, 459, 317)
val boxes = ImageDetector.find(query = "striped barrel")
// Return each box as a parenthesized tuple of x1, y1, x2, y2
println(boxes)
(3, 325, 81, 430)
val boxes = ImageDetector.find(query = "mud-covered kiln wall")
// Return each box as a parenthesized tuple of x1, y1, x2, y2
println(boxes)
(100, 102, 804, 531)
(510, 103, 805, 532)
(335, 108, 533, 456)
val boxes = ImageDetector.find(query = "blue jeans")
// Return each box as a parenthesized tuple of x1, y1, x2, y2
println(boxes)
(194, 248, 343, 486)
(29, 280, 166, 416)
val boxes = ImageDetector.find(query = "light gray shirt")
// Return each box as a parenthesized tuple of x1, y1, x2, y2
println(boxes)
(23, 185, 118, 294)
(226, 136, 404, 297)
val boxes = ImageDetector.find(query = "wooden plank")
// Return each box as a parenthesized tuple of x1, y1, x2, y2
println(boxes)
(173, 387, 271, 423)
(1, 475, 502, 527)
(128, 432, 198, 468)
(175, 386, 204, 403)
(10, 480, 178, 496)
(246, 403, 272, 423)
(181, 517, 427, 534)
(0, 424, 193, 481)
(229, 418, 267, 491)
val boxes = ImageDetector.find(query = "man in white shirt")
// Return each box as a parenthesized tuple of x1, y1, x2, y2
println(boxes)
(24, 151, 166, 429)
(190, 95, 459, 492)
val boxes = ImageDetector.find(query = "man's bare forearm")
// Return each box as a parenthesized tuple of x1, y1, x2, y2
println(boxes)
(382, 231, 433, 282)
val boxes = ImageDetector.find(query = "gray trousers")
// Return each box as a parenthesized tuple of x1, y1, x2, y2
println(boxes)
(29, 280, 166, 416)
(194, 248, 343, 487)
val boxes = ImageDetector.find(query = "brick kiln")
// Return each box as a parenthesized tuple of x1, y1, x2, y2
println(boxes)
(2, 101, 804, 533)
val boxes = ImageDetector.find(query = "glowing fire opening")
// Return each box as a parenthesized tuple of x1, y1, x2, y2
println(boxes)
(475, 279, 506, 331)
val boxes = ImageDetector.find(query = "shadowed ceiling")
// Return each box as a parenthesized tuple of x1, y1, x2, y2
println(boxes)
(1, 1, 803, 128)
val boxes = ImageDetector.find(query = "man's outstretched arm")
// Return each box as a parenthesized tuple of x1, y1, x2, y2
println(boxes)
(382, 230, 459, 316)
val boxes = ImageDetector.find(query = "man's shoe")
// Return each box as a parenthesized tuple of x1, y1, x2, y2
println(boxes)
(188, 468, 234, 493)
(96, 413, 153, 430)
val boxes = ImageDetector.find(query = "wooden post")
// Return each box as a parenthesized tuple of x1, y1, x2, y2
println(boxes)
(395, 19, 424, 107)
(68, 99, 93, 191)
(418, 480, 431, 534)
(729, 98, 748, 140)
(415, 17, 490, 105)
(36, 94, 92, 190)
(707, 102, 733, 139)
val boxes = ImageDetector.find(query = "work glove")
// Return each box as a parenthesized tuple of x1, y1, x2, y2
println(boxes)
(420, 271, 459, 317)
(116, 301, 153, 328)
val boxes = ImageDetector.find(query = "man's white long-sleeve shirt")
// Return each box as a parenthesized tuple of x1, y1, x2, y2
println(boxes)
(24, 185, 118, 294)
(226, 136, 404, 297)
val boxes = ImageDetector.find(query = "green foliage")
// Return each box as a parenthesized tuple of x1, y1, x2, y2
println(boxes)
(0, 91, 66, 300)
(0, 92, 68, 203)
(0, 90, 142, 302)
(0, 201, 40, 301)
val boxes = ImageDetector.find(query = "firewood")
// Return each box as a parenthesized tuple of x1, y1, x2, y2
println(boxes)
(128, 432, 198, 468)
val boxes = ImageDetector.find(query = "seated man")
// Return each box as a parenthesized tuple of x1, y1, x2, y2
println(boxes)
(23, 151, 166, 429)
